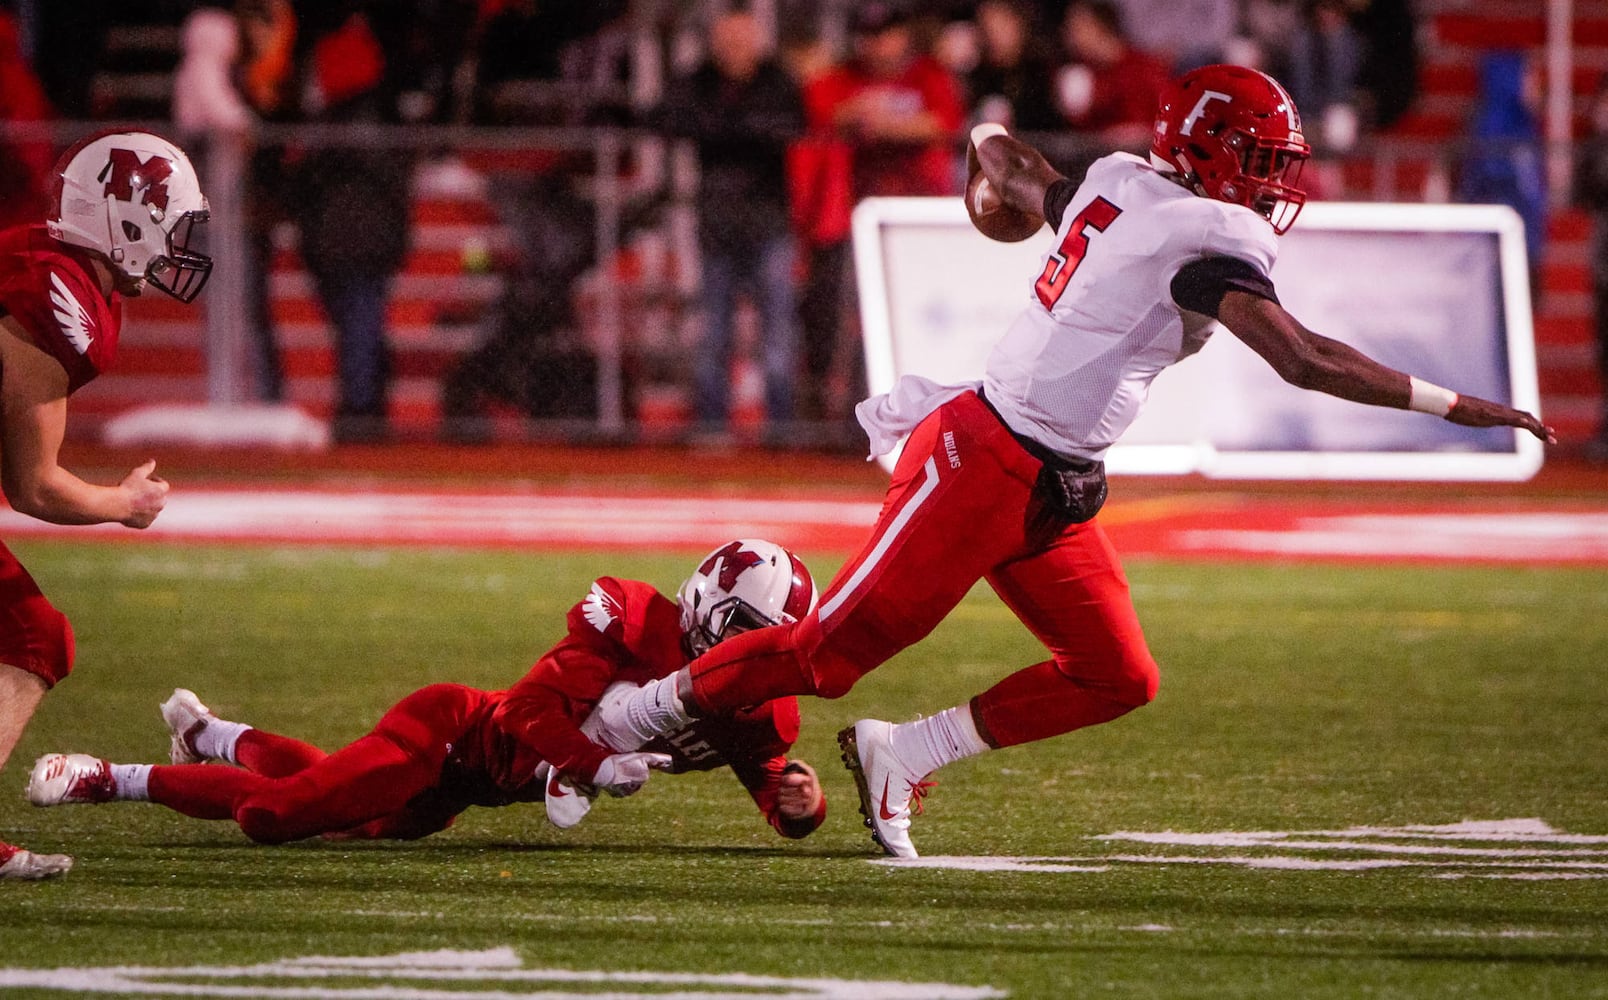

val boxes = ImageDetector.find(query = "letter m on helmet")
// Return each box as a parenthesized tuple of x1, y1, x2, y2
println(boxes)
(98, 149, 174, 213)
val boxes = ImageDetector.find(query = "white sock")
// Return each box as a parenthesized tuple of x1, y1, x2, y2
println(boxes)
(623, 674, 692, 744)
(890, 706, 991, 777)
(110, 764, 152, 801)
(194, 720, 252, 765)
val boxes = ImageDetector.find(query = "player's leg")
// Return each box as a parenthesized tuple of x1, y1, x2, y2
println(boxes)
(0, 542, 75, 879)
(27, 751, 260, 819)
(231, 683, 479, 844)
(848, 519, 1158, 857)
(971, 520, 1159, 745)
(161, 687, 326, 776)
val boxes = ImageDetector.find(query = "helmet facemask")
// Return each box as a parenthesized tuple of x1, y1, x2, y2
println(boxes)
(143, 206, 213, 303)
(682, 596, 777, 659)
(1220, 130, 1309, 235)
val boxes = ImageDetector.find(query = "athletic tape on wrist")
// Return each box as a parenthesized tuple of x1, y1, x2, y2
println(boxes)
(1408, 376, 1459, 417)
(970, 122, 1008, 148)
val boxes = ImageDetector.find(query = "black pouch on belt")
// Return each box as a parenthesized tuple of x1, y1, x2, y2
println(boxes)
(1035, 456, 1107, 524)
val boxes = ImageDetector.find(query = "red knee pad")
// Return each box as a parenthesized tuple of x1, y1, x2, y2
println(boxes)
(235, 802, 300, 845)
(805, 648, 871, 699)
(0, 597, 74, 690)
(1113, 652, 1160, 709)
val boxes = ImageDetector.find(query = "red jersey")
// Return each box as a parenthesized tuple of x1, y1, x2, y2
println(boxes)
(0, 225, 122, 392)
(807, 56, 964, 199)
(408, 578, 821, 838)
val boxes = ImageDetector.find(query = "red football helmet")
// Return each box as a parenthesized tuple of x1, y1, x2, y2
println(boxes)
(1150, 65, 1311, 234)
(677, 539, 817, 658)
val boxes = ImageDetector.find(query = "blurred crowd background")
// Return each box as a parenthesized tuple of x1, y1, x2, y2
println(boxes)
(0, 0, 1601, 457)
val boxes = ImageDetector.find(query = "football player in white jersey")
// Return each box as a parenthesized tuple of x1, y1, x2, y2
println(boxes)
(605, 65, 1553, 859)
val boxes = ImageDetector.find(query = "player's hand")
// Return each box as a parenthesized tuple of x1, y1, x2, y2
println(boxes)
(590, 751, 672, 798)
(581, 681, 648, 753)
(776, 760, 823, 820)
(1446, 395, 1556, 443)
(119, 459, 169, 528)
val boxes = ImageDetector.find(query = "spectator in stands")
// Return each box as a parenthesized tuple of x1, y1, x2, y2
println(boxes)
(782, 31, 855, 428)
(1110, 0, 1238, 74)
(1457, 51, 1545, 291)
(0, 8, 52, 232)
(658, 11, 804, 443)
(1573, 77, 1608, 463)
(1351, 0, 1418, 131)
(294, 5, 413, 443)
(796, 3, 964, 427)
(1053, 0, 1170, 150)
(822, 4, 965, 200)
(173, 1, 297, 403)
(29, 0, 108, 120)
(1287, 0, 1363, 152)
(966, 0, 1060, 131)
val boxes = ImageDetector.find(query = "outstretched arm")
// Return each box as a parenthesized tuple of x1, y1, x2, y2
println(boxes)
(969, 125, 1065, 222)
(1218, 290, 1554, 442)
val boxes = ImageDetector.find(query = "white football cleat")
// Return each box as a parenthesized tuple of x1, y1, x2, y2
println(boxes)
(161, 688, 215, 764)
(27, 754, 116, 807)
(0, 843, 72, 880)
(837, 719, 933, 860)
(538, 763, 595, 829)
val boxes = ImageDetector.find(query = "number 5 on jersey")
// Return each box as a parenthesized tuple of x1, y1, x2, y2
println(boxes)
(1035, 197, 1122, 310)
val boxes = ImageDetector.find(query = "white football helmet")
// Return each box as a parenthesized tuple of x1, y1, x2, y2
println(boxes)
(46, 129, 212, 302)
(677, 539, 818, 658)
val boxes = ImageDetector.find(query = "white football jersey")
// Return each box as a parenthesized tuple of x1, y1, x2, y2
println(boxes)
(982, 152, 1279, 460)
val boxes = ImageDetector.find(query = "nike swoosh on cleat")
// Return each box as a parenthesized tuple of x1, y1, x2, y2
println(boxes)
(547, 776, 568, 798)
(878, 775, 900, 821)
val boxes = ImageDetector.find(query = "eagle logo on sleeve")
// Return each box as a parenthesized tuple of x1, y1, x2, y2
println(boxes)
(582, 582, 624, 635)
(48, 272, 94, 356)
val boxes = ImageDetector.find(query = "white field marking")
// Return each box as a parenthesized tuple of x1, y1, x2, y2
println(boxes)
(1097, 835, 1608, 859)
(872, 856, 1111, 873)
(0, 947, 1006, 1000)
(1175, 512, 1608, 562)
(1432, 872, 1608, 881)
(0, 491, 879, 548)
(873, 820, 1608, 878)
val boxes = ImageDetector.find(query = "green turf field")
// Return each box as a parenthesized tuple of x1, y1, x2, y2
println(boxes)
(2, 540, 1606, 999)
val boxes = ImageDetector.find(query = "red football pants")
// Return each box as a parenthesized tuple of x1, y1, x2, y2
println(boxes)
(0, 540, 74, 688)
(148, 684, 483, 843)
(690, 392, 1158, 748)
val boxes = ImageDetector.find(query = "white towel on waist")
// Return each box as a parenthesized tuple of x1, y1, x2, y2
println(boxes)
(854, 375, 982, 459)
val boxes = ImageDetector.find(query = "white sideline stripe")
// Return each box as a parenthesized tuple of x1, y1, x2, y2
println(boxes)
(0, 492, 880, 548)
(0, 948, 1006, 1000)
(1177, 512, 1608, 562)
(818, 458, 940, 623)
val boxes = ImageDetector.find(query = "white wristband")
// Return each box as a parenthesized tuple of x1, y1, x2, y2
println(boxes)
(1408, 376, 1459, 417)
(970, 122, 1008, 149)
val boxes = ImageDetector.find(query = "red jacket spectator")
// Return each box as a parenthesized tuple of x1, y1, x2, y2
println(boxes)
(811, 6, 965, 199)
(1055, 0, 1169, 147)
